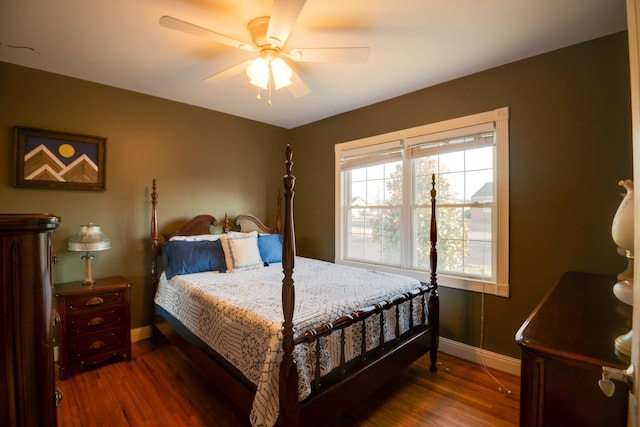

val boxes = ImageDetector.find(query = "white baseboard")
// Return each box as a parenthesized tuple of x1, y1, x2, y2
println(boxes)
(438, 337, 521, 377)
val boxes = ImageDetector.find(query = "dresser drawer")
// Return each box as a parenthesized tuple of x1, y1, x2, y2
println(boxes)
(63, 290, 125, 312)
(69, 307, 126, 335)
(70, 329, 128, 361)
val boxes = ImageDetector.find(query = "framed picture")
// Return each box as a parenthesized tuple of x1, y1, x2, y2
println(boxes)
(13, 126, 106, 191)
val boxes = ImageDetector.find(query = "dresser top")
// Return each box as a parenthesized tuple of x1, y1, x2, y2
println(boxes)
(0, 214, 60, 231)
(515, 271, 631, 369)
(54, 276, 130, 296)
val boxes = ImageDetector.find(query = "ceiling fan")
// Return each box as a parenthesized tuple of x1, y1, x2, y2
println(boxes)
(160, 0, 370, 104)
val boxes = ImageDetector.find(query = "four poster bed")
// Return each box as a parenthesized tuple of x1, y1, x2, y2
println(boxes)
(149, 145, 440, 427)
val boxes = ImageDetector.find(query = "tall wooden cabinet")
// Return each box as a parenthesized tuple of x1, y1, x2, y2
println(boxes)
(0, 214, 61, 427)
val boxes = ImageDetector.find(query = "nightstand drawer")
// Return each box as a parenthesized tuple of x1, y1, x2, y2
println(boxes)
(64, 290, 125, 311)
(69, 307, 126, 334)
(70, 329, 128, 361)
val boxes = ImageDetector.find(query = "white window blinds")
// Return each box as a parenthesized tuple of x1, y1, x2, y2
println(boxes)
(407, 123, 495, 159)
(340, 140, 403, 171)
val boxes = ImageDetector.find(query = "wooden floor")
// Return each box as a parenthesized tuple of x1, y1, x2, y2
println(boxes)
(56, 339, 520, 427)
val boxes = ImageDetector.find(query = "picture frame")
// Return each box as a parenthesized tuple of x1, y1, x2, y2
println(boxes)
(13, 126, 106, 191)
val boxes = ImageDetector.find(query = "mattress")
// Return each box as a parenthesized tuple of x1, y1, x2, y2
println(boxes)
(154, 256, 425, 427)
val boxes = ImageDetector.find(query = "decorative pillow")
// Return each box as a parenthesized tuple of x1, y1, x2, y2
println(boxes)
(219, 231, 263, 272)
(163, 239, 226, 279)
(169, 234, 220, 241)
(258, 233, 282, 264)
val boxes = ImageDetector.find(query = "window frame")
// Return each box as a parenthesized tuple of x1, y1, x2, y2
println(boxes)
(334, 107, 510, 297)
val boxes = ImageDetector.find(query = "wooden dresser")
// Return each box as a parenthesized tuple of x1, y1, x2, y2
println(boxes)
(516, 271, 631, 427)
(0, 214, 61, 427)
(55, 276, 131, 379)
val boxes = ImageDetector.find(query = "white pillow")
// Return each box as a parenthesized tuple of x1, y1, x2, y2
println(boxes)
(219, 231, 263, 272)
(169, 234, 221, 242)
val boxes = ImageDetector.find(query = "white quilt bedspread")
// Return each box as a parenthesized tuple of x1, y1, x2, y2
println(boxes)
(154, 257, 425, 427)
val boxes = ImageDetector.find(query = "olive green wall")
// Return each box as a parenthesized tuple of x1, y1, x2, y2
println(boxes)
(0, 62, 289, 329)
(290, 32, 633, 358)
(0, 31, 632, 359)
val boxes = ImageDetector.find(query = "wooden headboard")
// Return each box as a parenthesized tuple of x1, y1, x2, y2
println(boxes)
(234, 213, 279, 234)
(149, 179, 282, 289)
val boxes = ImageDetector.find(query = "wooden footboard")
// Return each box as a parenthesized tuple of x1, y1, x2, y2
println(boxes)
(295, 283, 436, 383)
(299, 328, 436, 426)
(292, 284, 438, 426)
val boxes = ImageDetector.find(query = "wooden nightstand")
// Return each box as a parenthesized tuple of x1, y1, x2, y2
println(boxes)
(55, 276, 131, 380)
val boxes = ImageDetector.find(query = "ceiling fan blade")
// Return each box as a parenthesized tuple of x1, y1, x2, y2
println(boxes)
(286, 47, 370, 63)
(203, 60, 252, 83)
(160, 15, 254, 52)
(266, 0, 307, 47)
(287, 70, 311, 98)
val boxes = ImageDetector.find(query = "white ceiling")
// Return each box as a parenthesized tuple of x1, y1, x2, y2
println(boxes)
(0, 0, 628, 129)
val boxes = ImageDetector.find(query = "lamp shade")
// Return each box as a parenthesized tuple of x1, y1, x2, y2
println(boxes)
(68, 224, 111, 252)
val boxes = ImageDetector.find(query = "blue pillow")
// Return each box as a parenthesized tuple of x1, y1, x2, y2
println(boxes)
(163, 239, 226, 279)
(258, 234, 282, 264)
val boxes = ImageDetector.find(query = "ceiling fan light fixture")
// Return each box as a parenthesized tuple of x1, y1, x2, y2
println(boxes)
(162, 2, 372, 104)
(246, 54, 293, 92)
(271, 57, 292, 89)
(247, 57, 269, 90)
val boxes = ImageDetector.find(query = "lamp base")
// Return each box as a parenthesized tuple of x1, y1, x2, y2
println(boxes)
(613, 249, 633, 306)
(81, 252, 95, 286)
(615, 330, 633, 356)
(613, 280, 633, 306)
(612, 248, 633, 357)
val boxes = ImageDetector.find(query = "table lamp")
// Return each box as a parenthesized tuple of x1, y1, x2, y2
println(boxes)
(68, 223, 111, 285)
(610, 179, 634, 356)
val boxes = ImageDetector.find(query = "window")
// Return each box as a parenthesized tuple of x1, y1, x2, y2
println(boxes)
(335, 108, 509, 296)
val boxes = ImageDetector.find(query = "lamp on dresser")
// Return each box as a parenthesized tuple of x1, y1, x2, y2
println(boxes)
(610, 179, 634, 356)
(68, 223, 111, 285)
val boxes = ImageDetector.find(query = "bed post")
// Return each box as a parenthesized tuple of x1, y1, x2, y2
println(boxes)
(150, 179, 161, 341)
(276, 189, 282, 234)
(277, 145, 299, 426)
(428, 173, 440, 372)
(151, 178, 159, 291)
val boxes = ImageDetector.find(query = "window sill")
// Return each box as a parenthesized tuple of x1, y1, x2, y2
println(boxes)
(335, 259, 510, 297)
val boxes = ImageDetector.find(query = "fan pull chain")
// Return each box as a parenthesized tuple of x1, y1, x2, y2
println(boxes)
(253, 65, 274, 106)
(267, 62, 273, 106)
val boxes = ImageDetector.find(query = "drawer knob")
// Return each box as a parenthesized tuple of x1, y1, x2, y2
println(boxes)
(87, 317, 105, 326)
(89, 340, 106, 350)
(52, 308, 61, 325)
(86, 297, 104, 306)
(55, 385, 63, 405)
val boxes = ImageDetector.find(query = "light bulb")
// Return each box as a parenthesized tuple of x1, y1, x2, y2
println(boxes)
(246, 57, 269, 90)
(271, 57, 292, 89)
